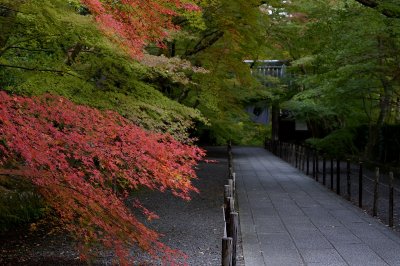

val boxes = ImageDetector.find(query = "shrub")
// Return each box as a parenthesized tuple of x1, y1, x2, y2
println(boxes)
(306, 128, 358, 158)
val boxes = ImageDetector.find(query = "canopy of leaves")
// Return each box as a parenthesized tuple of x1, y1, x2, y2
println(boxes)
(144, 0, 273, 144)
(81, 0, 201, 58)
(261, 0, 400, 160)
(0, 0, 208, 263)
(0, 91, 204, 264)
(0, 0, 205, 142)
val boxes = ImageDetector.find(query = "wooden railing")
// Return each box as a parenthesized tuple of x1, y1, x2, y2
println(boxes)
(222, 143, 238, 266)
(265, 140, 399, 228)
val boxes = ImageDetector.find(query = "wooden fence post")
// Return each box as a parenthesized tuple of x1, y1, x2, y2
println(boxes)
(224, 185, 232, 200)
(224, 185, 230, 212)
(272, 140, 276, 155)
(330, 158, 334, 190)
(224, 193, 233, 222)
(229, 212, 238, 266)
(228, 141, 232, 164)
(389, 172, 394, 227)
(285, 143, 289, 161)
(229, 166, 234, 178)
(312, 150, 316, 179)
(373, 167, 379, 217)
(284, 143, 287, 161)
(222, 237, 233, 266)
(359, 162, 363, 208)
(222, 145, 235, 266)
(322, 155, 326, 185)
(232, 173, 236, 196)
(228, 179, 235, 199)
(336, 159, 341, 195)
(286, 143, 289, 162)
(315, 151, 319, 182)
(306, 148, 310, 175)
(346, 159, 351, 201)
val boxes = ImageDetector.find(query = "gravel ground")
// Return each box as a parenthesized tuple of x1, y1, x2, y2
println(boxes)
(0, 146, 230, 265)
(128, 146, 229, 265)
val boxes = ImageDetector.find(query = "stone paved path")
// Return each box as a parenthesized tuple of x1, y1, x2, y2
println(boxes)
(234, 147, 400, 266)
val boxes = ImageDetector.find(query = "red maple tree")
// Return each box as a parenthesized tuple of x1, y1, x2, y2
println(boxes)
(0, 91, 204, 264)
(81, 0, 201, 58)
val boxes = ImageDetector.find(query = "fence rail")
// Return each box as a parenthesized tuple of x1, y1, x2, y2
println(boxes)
(222, 143, 238, 266)
(265, 140, 399, 229)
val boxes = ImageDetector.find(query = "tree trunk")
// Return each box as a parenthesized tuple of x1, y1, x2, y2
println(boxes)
(271, 103, 279, 153)
(65, 43, 84, 66)
(364, 78, 393, 161)
(0, 3, 19, 51)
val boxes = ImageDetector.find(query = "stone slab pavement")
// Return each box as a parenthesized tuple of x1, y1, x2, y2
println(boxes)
(234, 147, 400, 266)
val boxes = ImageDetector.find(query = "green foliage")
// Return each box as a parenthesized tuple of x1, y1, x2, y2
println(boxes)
(168, 0, 272, 144)
(198, 119, 268, 145)
(306, 128, 359, 158)
(235, 122, 269, 146)
(260, 0, 400, 161)
(0, 0, 204, 141)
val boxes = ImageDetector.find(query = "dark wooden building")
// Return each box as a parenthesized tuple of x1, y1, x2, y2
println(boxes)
(244, 59, 310, 143)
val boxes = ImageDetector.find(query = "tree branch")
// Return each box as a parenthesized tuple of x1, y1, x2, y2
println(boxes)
(184, 30, 224, 57)
(355, 0, 378, 8)
(8, 46, 54, 52)
(0, 35, 60, 57)
(0, 63, 82, 79)
(355, 0, 400, 18)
